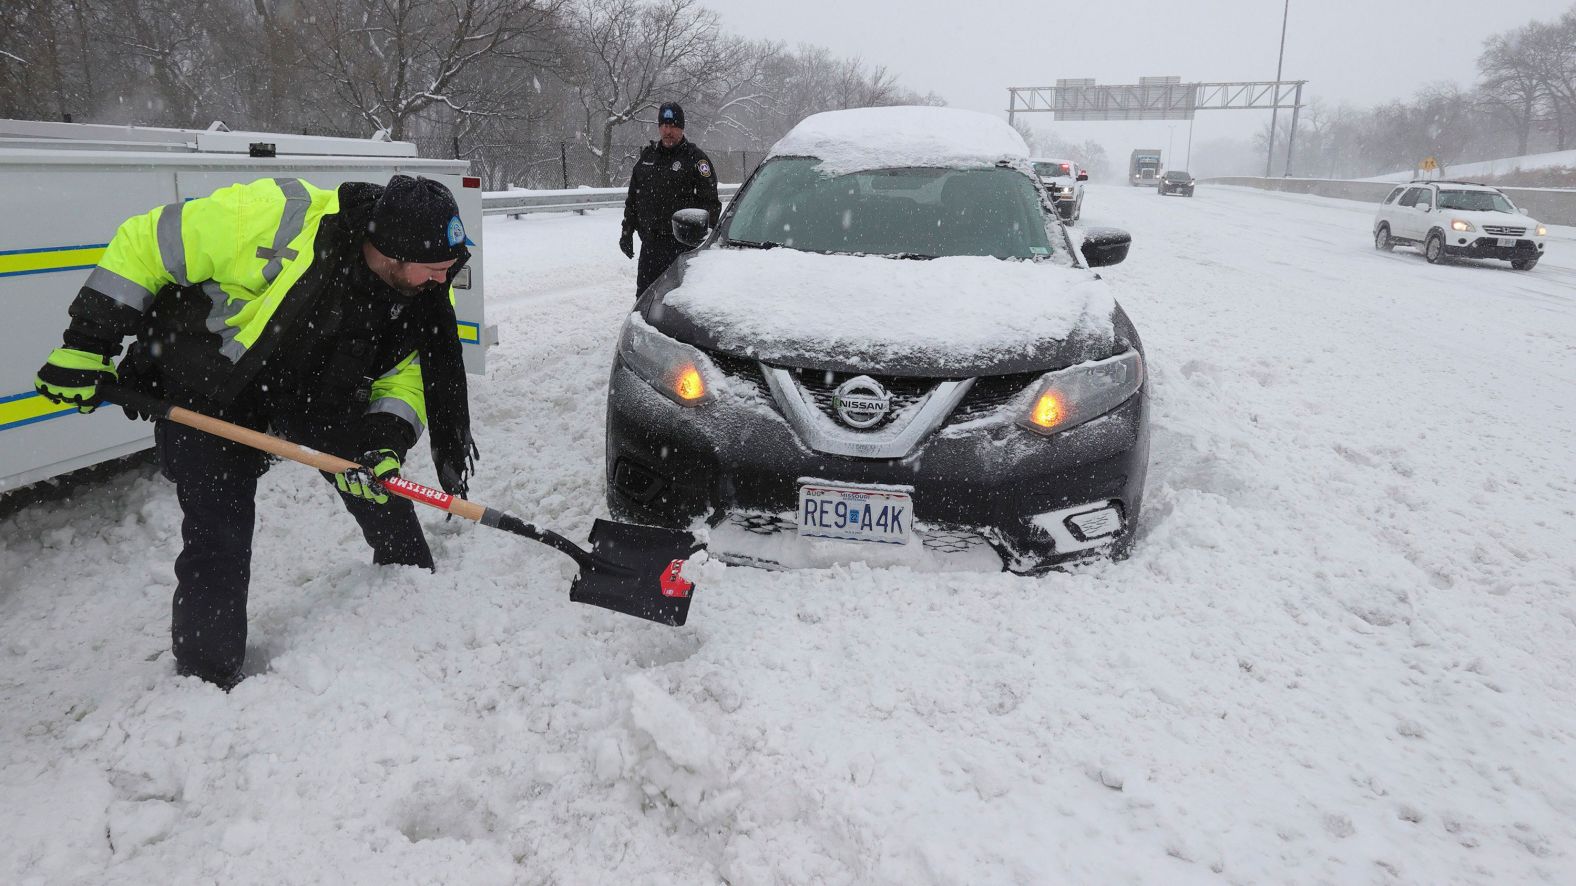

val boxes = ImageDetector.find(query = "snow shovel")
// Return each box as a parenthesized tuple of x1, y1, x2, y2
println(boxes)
(100, 386, 702, 626)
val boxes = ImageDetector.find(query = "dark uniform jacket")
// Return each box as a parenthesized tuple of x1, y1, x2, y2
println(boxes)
(65, 179, 477, 492)
(622, 138, 723, 242)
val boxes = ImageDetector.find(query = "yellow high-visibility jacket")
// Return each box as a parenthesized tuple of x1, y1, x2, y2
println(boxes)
(63, 177, 439, 441)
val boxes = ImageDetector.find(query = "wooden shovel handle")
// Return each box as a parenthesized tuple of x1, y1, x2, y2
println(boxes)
(101, 387, 486, 522)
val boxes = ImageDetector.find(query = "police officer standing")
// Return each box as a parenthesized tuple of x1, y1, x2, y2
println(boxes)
(619, 102, 722, 297)
(32, 174, 478, 690)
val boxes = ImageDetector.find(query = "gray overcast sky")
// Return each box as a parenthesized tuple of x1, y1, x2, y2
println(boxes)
(708, 0, 1560, 166)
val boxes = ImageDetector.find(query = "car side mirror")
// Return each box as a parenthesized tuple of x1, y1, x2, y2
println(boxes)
(671, 208, 711, 247)
(1076, 171, 1089, 182)
(1080, 227, 1131, 268)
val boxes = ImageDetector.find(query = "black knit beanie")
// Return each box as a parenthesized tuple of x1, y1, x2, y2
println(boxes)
(658, 102, 685, 130)
(368, 175, 466, 263)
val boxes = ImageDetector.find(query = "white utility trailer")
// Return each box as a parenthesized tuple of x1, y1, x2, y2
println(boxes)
(0, 120, 493, 493)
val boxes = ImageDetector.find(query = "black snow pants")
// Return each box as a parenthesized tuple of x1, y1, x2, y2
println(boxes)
(635, 234, 691, 298)
(157, 410, 433, 684)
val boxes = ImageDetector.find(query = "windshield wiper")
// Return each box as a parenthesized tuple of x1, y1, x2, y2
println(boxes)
(887, 252, 937, 260)
(727, 238, 783, 249)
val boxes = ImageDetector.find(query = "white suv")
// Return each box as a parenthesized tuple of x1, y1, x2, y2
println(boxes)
(1031, 157, 1086, 225)
(1373, 181, 1548, 270)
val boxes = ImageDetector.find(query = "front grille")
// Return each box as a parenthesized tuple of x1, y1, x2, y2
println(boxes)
(921, 527, 993, 554)
(710, 353, 1039, 429)
(788, 368, 939, 427)
(1484, 225, 1526, 236)
(732, 512, 794, 535)
(708, 351, 773, 401)
(947, 371, 1041, 425)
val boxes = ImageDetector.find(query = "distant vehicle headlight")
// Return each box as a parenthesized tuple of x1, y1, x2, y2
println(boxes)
(1537, 224, 1548, 237)
(1450, 219, 1475, 232)
(1019, 351, 1144, 436)
(618, 314, 716, 406)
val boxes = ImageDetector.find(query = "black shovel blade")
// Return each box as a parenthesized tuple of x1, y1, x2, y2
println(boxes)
(569, 519, 704, 626)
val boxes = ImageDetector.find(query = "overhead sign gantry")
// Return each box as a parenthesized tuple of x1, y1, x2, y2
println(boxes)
(1007, 77, 1308, 174)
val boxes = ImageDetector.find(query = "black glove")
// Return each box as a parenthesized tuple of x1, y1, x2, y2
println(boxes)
(619, 228, 635, 259)
(34, 347, 117, 414)
(116, 341, 164, 421)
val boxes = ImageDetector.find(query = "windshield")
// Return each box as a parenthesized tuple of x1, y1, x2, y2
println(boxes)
(1165, 171, 1191, 181)
(722, 158, 1059, 261)
(1437, 190, 1514, 213)
(1033, 161, 1073, 178)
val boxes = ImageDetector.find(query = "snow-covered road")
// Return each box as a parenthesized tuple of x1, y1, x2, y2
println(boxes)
(3, 184, 1574, 884)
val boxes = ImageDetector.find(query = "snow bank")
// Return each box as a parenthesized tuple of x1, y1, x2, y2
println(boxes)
(3, 189, 1575, 884)
(1365, 147, 1576, 182)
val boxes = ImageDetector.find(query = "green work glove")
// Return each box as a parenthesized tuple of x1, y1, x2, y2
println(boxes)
(619, 228, 635, 259)
(34, 347, 117, 414)
(333, 449, 401, 504)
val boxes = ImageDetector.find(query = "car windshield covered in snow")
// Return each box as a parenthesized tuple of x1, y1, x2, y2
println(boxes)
(1032, 161, 1072, 178)
(1164, 171, 1192, 182)
(1437, 189, 1515, 213)
(723, 158, 1059, 261)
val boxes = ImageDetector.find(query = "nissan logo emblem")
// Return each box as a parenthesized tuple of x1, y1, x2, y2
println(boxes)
(833, 375, 891, 428)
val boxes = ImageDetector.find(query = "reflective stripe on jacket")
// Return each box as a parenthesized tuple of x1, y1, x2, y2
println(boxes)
(69, 177, 429, 439)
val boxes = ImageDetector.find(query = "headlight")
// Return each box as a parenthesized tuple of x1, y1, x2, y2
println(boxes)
(1018, 351, 1145, 436)
(1450, 219, 1475, 232)
(617, 314, 716, 406)
(1537, 224, 1548, 237)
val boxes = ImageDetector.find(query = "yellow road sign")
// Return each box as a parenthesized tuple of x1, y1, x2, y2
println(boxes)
(1420, 156, 1439, 172)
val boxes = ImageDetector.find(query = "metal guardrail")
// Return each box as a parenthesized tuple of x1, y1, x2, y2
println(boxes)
(483, 183, 740, 217)
(1205, 176, 1576, 226)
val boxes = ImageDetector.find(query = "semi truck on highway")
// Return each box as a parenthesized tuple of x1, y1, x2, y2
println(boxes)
(1129, 149, 1162, 186)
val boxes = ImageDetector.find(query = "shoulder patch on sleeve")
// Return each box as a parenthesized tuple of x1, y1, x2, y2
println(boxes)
(697, 160, 712, 178)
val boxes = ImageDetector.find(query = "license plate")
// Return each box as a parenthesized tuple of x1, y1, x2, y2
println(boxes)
(1497, 237, 1517, 247)
(797, 483, 913, 546)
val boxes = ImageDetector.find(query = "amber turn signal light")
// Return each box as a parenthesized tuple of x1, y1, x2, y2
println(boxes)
(1030, 390, 1065, 429)
(673, 365, 707, 402)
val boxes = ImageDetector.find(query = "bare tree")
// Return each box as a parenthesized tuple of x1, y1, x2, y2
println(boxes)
(1, 0, 104, 122)
(1519, 14, 1576, 149)
(0, 0, 942, 190)
(1480, 27, 1549, 155)
(831, 57, 897, 109)
(689, 37, 782, 148)
(568, 0, 744, 185)
(310, 0, 565, 140)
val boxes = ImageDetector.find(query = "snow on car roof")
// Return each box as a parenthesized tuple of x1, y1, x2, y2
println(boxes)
(659, 247, 1116, 370)
(768, 106, 1030, 176)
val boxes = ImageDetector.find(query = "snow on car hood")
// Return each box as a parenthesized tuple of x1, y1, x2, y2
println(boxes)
(767, 106, 1030, 177)
(647, 247, 1121, 376)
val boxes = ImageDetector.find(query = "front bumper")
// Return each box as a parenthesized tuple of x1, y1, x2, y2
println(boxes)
(605, 358, 1150, 572)
(1443, 236, 1545, 260)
